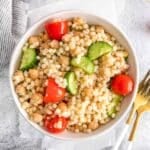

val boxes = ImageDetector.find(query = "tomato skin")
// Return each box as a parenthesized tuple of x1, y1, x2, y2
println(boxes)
(111, 74, 134, 96)
(45, 20, 68, 40)
(44, 116, 68, 133)
(44, 78, 66, 103)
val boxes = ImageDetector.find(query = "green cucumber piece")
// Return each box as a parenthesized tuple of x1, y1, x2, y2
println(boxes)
(71, 56, 94, 74)
(125, 56, 128, 62)
(65, 72, 78, 95)
(108, 94, 123, 118)
(20, 48, 37, 71)
(112, 94, 123, 105)
(107, 107, 116, 117)
(88, 41, 113, 60)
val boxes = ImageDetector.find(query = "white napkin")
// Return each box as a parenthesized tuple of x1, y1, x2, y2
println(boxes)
(19, 0, 120, 149)
(27, 0, 117, 25)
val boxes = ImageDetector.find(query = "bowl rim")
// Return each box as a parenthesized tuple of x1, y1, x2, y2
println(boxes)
(9, 9, 139, 141)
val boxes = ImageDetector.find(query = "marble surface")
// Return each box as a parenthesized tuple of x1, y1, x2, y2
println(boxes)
(0, 0, 150, 149)
(116, 0, 150, 149)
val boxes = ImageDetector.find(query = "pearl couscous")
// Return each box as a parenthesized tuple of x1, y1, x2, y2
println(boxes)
(13, 17, 133, 134)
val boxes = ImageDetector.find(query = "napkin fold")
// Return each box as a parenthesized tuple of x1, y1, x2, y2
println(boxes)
(0, 0, 28, 69)
(27, 0, 117, 25)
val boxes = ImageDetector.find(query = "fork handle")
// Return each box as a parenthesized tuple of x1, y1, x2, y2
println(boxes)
(112, 124, 129, 150)
(112, 104, 136, 150)
(126, 104, 136, 124)
(127, 141, 133, 150)
(129, 111, 142, 141)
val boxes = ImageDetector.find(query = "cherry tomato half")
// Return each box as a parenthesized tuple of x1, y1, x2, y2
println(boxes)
(44, 78, 66, 103)
(45, 20, 68, 40)
(111, 74, 134, 96)
(44, 116, 68, 133)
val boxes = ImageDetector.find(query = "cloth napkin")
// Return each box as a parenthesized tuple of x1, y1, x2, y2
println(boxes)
(0, 0, 28, 69)
(19, 0, 120, 150)
(27, 0, 117, 25)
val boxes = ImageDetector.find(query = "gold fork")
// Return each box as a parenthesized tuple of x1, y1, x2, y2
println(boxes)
(127, 70, 150, 125)
(113, 70, 150, 150)
(129, 70, 150, 141)
(129, 101, 150, 141)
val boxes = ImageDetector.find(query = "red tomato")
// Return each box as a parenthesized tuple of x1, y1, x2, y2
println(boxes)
(111, 74, 134, 96)
(44, 78, 66, 103)
(45, 20, 68, 40)
(44, 116, 68, 133)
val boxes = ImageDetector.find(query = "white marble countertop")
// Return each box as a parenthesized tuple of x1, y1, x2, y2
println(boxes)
(0, 0, 150, 149)
(116, 0, 150, 149)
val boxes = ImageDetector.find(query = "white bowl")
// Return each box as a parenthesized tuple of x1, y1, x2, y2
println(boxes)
(9, 10, 139, 140)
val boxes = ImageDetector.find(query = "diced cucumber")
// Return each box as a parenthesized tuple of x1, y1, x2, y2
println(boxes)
(87, 41, 113, 60)
(71, 56, 95, 74)
(65, 72, 78, 95)
(20, 48, 37, 71)
(125, 56, 128, 62)
(107, 107, 116, 118)
(112, 94, 123, 105)
(107, 94, 123, 118)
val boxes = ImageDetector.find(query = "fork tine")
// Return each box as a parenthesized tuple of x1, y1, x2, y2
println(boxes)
(142, 77, 150, 96)
(140, 81, 150, 96)
(138, 70, 150, 92)
(138, 70, 150, 97)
